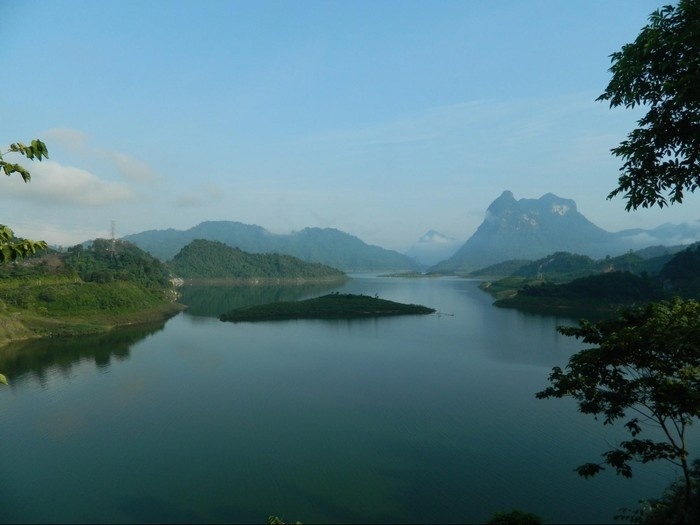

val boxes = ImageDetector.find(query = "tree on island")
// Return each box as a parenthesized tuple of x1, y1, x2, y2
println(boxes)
(0, 138, 49, 385)
(538, 1, 700, 522)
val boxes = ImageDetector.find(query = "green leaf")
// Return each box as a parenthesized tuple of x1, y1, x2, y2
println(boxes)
(0, 162, 31, 182)
(0, 373, 7, 386)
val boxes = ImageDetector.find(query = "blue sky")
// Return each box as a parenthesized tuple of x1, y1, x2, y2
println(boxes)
(2, 0, 698, 252)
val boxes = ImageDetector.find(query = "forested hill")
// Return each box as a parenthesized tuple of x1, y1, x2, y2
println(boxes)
(123, 221, 419, 272)
(0, 238, 172, 290)
(167, 239, 347, 281)
(0, 239, 181, 345)
(483, 243, 700, 318)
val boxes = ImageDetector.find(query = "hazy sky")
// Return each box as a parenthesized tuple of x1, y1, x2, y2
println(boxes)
(2, 0, 697, 252)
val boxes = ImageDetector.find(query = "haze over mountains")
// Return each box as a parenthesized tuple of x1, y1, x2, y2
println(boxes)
(121, 191, 700, 273)
(404, 230, 463, 267)
(123, 224, 420, 273)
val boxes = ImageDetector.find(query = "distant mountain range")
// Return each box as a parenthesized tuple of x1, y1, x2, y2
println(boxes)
(429, 191, 700, 273)
(122, 222, 420, 272)
(120, 191, 700, 274)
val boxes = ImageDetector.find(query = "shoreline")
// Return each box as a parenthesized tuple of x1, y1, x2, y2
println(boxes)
(0, 302, 185, 348)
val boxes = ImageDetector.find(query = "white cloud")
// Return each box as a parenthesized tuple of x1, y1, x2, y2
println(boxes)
(44, 127, 159, 182)
(174, 183, 224, 208)
(107, 152, 159, 182)
(1, 160, 134, 206)
(9, 220, 108, 248)
(43, 127, 90, 153)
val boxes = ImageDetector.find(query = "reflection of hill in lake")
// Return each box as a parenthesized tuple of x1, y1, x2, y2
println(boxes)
(179, 282, 344, 318)
(0, 321, 166, 385)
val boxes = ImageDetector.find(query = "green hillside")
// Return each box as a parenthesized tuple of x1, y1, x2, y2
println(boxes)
(0, 240, 181, 345)
(483, 244, 700, 319)
(167, 239, 347, 281)
(470, 249, 676, 283)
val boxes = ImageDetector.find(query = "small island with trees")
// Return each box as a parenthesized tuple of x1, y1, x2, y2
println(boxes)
(220, 292, 435, 322)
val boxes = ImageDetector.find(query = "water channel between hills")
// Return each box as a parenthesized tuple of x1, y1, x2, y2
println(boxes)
(0, 274, 693, 524)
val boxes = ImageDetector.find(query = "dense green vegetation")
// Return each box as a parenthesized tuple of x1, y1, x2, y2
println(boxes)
(167, 238, 347, 281)
(474, 249, 675, 283)
(476, 245, 700, 318)
(658, 244, 700, 298)
(220, 293, 435, 322)
(63, 238, 171, 289)
(0, 239, 181, 345)
(494, 271, 664, 319)
(0, 238, 171, 289)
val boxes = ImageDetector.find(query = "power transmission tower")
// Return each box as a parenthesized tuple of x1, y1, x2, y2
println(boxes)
(110, 220, 116, 256)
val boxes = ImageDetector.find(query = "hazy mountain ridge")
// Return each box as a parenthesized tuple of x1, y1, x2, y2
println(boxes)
(429, 191, 700, 273)
(123, 222, 419, 272)
(122, 192, 700, 274)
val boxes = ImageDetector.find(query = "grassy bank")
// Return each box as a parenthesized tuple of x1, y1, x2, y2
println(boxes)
(0, 278, 183, 346)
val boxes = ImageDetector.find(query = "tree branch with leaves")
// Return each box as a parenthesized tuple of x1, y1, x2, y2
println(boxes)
(537, 298, 700, 518)
(598, 0, 700, 210)
(0, 138, 49, 386)
(1, 139, 49, 182)
(0, 139, 49, 262)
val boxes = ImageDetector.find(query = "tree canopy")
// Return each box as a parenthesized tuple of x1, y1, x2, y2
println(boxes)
(0, 225, 47, 263)
(598, 0, 700, 210)
(168, 238, 346, 280)
(537, 298, 700, 518)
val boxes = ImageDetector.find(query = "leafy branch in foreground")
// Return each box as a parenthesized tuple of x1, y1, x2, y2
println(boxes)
(598, 0, 700, 210)
(1, 139, 49, 182)
(536, 298, 700, 519)
(0, 138, 50, 262)
(1, 138, 49, 386)
(0, 225, 47, 262)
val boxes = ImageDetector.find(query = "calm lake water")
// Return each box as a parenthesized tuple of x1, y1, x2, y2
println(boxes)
(0, 275, 693, 524)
